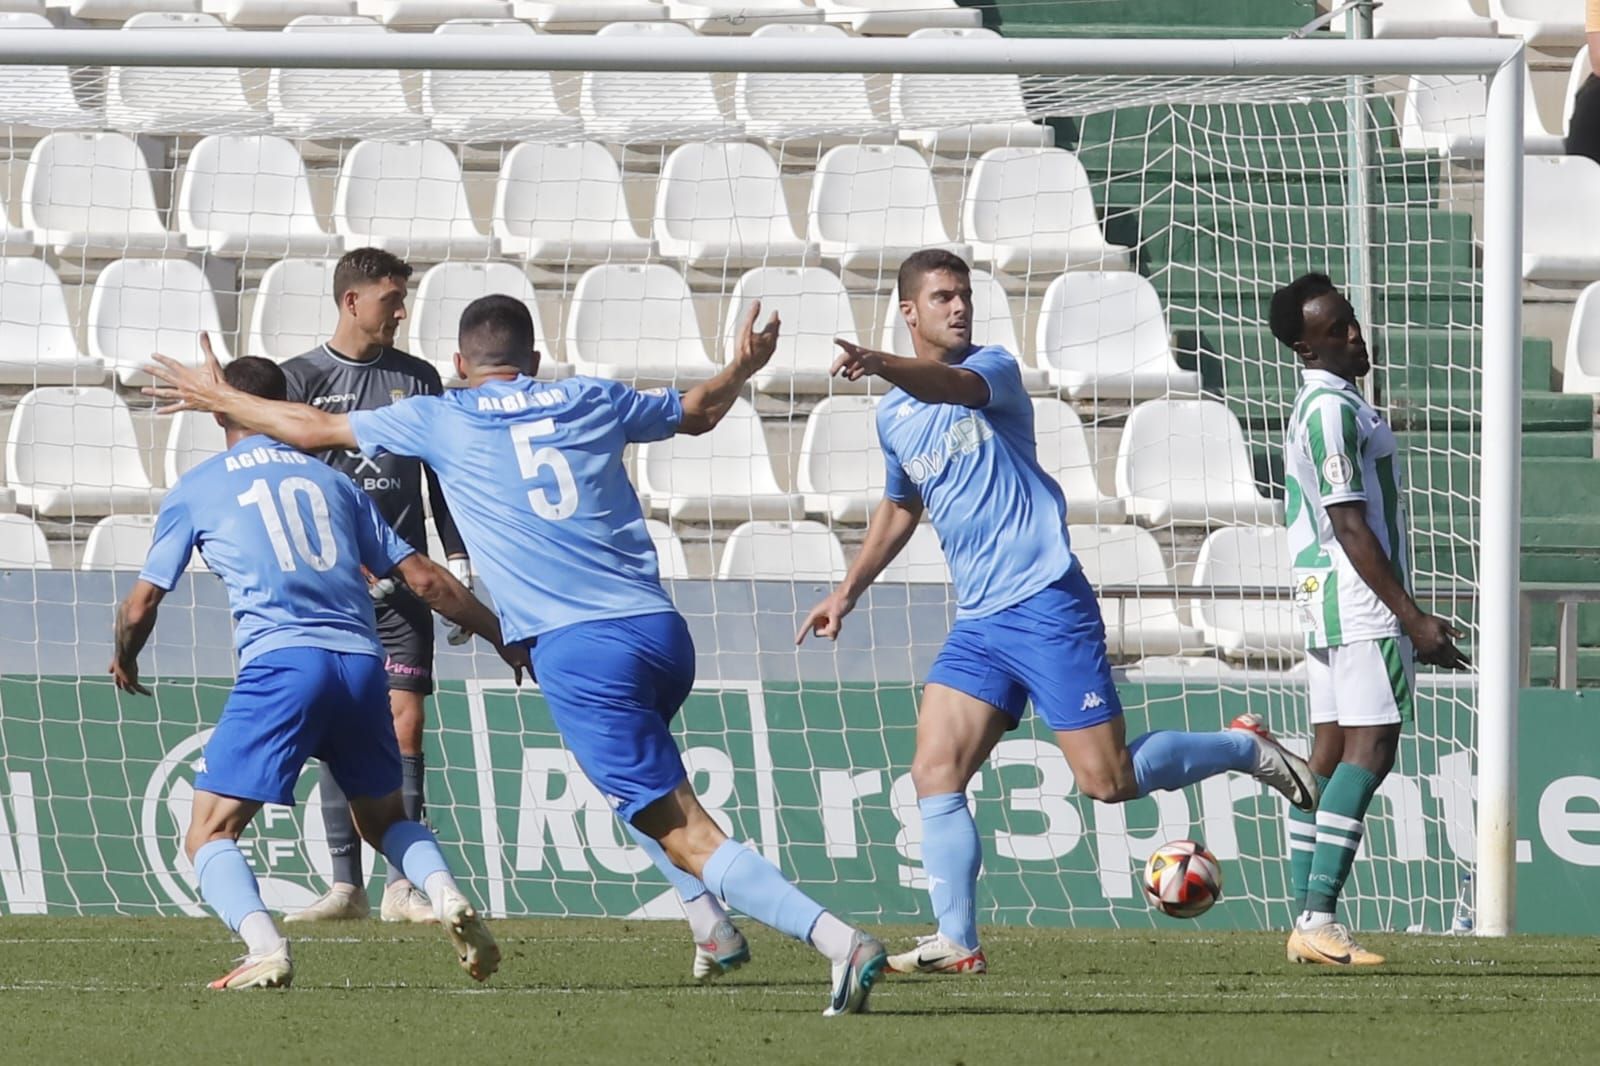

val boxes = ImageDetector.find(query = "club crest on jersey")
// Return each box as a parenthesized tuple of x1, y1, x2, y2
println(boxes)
(1322, 454, 1354, 486)
(390, 388, 406, 403)
(1294, 575, 1319, 608)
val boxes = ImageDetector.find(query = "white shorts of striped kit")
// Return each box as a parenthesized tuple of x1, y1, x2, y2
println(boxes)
(1305, 636, 1415, 727)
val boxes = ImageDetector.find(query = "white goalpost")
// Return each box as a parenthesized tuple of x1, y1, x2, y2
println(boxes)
(0, 28, 1521, 936)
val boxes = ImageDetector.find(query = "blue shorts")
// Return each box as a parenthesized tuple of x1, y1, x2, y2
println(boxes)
(196, 647, 402, 806)
(530, 610, 695, 823)
(926, 564, 1123, 732)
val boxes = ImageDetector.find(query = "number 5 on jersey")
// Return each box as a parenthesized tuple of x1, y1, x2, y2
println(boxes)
(511, 419, 577, 520)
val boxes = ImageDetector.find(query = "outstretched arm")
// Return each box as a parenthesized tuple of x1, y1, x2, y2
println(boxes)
(110, 580, 167, 696)
(144, 333, 356, 452)
(679, 301, 781, 436)
(797, 495, 924, 644)
(830, 339, 989, 408)
(392, 554, 531, 684)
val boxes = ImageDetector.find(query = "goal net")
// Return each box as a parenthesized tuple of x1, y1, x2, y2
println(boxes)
(0, 28, 1518, 936)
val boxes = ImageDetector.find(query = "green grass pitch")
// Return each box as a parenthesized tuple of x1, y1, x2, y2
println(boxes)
(0, 918, 1591, 1065)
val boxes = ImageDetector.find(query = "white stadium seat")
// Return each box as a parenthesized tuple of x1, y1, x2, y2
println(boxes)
(107, 12, 272, 135)
(808, 144, 970, 279)
(178, 134, 342, 258)
(1564, 282, 1600, 396)
(812, 0, 980, 34)
(1488, 0, 1583, 47)
(493, 141, 652, 267)
(1068, 523, 1200, 656)
(879, 522, 950, 583)
(653, 142, 808, 271)
(1037, 272, 1200, 400)
(1329, 0, 1496, 37)
(1399, 70, 1561, 158)
(567, 263, 718, 385)
(88, 258, 231, 388)
(717, 520, 847, 581)
(333, 139, 497, 261)
(61, 1, 200, 17)
(81, 515, 158, 571)
(637, 398, 801, 523)
(269, 16, 429, 140)
(0, 258, 106, 386)
(203, 2, 358, 27)
(1190, 525, 1299, 659)
(0, 13, 103, 131)
(1115, 399, 1281, 527)
(581, 22, 740, 146)
(645, 518, 691, 580)
(163, 409, 227, 486)
(247, 258, 338, 361)
(962, 147, 1129, 275)
(1030, 399, 1126, 525)
(0, 1, 43, 12)
(22, 132, 183, 258)
(1562, 47, 1594, 145)
(359, 1, 509, 26)
(513, 1, 667, 31)
(723, 266, 861, 396)
(795, 396, 884, 523)
(6, 387, 164, 517)
(893, 29, 1052, 156)
(734, 24, 891, 152)
(423, 20, 584, 142)
(668, 0, 821, 34)
(0, 514, 52, 569)
(411, 261, 553, 383)
(1523, 156, 1600, 283)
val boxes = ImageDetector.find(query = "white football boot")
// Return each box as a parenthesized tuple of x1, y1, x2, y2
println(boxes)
(692, 919, 751, 982)
(886, 932, 988, 975)
(1230, 713, 1321, 813)
(209, 941, 293, 990)
(283, 882, 369, 923)
(436, 886, 501, 982)
(824, 931, 888, 1017)
(380, 879, 439, 925)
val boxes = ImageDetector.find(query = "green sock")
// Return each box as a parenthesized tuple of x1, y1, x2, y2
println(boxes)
(1287, 773, 1331, 915)
(1305, 762, 1383, 915)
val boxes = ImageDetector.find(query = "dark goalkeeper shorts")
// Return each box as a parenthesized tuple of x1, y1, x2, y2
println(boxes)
(376, 586, 435, 696)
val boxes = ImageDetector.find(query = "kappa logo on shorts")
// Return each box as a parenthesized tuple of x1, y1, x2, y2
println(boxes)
(1080, 691, 1106, 712)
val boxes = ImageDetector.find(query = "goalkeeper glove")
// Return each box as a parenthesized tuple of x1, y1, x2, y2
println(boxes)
(445, 557, 474, 646)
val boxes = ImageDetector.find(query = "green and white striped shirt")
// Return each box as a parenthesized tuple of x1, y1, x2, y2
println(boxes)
(1283, 368, 1409, 649)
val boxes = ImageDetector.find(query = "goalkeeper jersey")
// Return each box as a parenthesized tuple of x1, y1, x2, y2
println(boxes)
(1283, 368, 1409, 649)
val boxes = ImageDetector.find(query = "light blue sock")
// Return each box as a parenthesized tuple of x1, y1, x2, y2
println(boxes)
(381, 820, 452, 891)
(194, 838, 268, 932)
(702, 839, 824, 943)
(626, 822, 710, 902)
(1128, 730, 1256, 796)
(918, 793, 981, 950)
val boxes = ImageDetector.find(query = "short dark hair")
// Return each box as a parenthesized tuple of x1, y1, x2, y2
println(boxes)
(898, 248, 971, 301)
(458, 294, 536, 367)
(1268, 272, 1338, 348)
(333, 247, 413, 303)
(222, 355, 288, 402)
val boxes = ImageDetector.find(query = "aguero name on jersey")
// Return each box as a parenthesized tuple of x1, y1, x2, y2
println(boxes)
(877, 345, 1075, 618)
(139, 435, 416, 665)
(1284, 368, 1410, 648)
(347, 375, 681, 645)
(281, 343, 464, 556)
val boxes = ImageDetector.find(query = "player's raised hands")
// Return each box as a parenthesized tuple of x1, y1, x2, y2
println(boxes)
(796, 590, 857, 645)
(830, 338, 888, 382)
(1408, 614, 1472, 670)
(730, 300, 782, 375)
(144, 331, 230, 415)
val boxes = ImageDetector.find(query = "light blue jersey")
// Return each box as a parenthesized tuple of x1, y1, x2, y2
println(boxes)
(140, 435, 415, 665)
(877, 346, 1074, 618)
(347, 375, 681, 644)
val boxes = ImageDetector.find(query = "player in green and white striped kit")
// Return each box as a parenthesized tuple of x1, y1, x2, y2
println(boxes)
(1269, 273, 1471, 967)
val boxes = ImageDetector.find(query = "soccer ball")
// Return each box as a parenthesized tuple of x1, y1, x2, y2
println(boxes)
(1142, 839, 1223, 919)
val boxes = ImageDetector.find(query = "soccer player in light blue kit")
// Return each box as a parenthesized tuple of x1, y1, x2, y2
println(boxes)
(799, 250, 1321, 975)
(112, 357, 519, 990)
(147, 297, 890, 1015)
